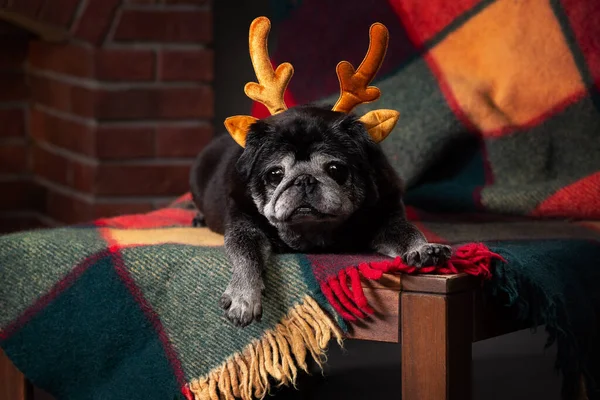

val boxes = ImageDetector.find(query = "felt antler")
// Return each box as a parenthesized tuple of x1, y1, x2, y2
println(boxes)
(332, 23, 400, 143)
(224, 17, 294, 148)
(332, 23, 388, 113)
(224, 18, 400, 148)
(244, 16, 294, 115)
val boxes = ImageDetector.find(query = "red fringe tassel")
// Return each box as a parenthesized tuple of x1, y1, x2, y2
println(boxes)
(320, 243, 505, 321)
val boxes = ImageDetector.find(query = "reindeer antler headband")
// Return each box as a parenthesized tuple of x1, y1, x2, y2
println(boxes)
(225, 17, 400, 147)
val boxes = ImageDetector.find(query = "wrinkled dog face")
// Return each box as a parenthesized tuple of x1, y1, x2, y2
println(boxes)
(236, 106, 376, 232)
(259, 152, 360, 226)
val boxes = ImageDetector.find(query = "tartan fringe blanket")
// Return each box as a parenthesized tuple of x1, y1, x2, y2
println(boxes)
(189, 296, 342, 400)
(191, 242, 501, 399)
(1, 197, 600, 400)
(314, 242, 501, 321)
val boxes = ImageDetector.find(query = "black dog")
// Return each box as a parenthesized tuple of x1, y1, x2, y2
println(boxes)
(190, 105, 452, 327)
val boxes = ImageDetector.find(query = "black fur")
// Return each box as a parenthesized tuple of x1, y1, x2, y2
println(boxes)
(190, 105, 450, 327)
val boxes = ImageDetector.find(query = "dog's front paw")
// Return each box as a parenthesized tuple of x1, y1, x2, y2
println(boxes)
(219, 285, 262, 327)
(403, 243, 452, 268)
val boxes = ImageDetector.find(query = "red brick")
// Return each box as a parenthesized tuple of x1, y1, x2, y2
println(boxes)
(30, 108, 95, 155)
(95, 49, 155, 81)
(0, 144, 27, 174)
(0, 108, 26, 138)
(93, 202, 154, 219)
(70, 86, 98, 117)
(44, 188, 93, 224)
(28, 41, 93, 78)
(32, 145, 95, 192)
(30, 76, 213, 119)
(28, 44, 155, 81)
(0, 39, 28, 69)
(95, 125, 155, 159)
(156, 125, 212, 157)
(114, 10, 212, 43)
(29, 75, 68, 111)
(32, 145, 70, 186)
(38, 0, 82, 28)
(0, 72, 29, 102)
(160, 49, 213, 82)
(29, 75, 95, 117)
(96, 164, 192, 195)
(94, 86, 213, 120)
(72, 0, 121, 45)
(71, 161, 95, 192)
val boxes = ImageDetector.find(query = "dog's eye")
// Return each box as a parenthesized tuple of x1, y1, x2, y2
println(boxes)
(266, 167, 284, 185)
(326, 163, 349, 184)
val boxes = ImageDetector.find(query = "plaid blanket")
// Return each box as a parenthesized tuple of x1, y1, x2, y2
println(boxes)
(0, 198, 346, 400)
(1, 1, 600, 399)
(258, 0, 600, 219)
(1, 197, 599, 399)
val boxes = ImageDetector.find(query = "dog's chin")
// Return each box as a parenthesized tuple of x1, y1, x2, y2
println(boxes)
(285, 205, 339, 225)
(263, 204, 347, 228)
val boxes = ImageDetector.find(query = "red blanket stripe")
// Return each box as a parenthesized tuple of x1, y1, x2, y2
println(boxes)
(320, 281, 357, 321)
(328, 276, 366, 320)
(320, 243, 505, 321)
(347, 268, 375, 315)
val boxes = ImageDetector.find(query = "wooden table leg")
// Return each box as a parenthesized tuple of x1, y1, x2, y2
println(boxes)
(0, 349, 32, 400)
(401, 291, 473, 400)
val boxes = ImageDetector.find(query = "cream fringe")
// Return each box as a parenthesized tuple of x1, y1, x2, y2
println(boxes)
(188, 296, 343, 400)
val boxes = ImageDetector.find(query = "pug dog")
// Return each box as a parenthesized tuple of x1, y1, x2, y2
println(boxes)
(189, 18, 452, 327)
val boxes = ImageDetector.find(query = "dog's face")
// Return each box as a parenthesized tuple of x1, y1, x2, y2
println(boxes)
(235, 106, 379, 232)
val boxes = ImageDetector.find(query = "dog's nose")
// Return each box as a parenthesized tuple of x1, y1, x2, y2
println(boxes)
(294, 174, 317, 187)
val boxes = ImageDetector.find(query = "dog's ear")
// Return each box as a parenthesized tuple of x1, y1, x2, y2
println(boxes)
(234, 119, 270, 180)
(235, 142, 262, 181)
(224, 116, 258, 147)
(358, 109, 399, 143)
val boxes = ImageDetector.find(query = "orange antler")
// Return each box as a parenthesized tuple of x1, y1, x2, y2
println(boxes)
(331, 23, 389, 114)
(244, 17, 294, 115)
(225, 18, 399, 148)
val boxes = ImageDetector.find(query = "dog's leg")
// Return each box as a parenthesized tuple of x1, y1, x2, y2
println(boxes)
(372, 212, 451, 267)
(219, 213, 270, 327)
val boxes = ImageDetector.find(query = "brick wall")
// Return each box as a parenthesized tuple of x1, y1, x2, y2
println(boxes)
(0, 0, 214, 232)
